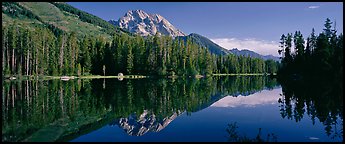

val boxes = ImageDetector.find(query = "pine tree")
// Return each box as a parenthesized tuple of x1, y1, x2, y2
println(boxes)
(126, 42, 134, 74)
(323, 18, 333, 40)
(68, 32, 78, 75)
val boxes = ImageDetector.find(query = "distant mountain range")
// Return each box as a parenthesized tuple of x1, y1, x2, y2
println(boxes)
(2, 2, 279, 61)
(110, 9, 279, 61)
(229, 48, 280, 61)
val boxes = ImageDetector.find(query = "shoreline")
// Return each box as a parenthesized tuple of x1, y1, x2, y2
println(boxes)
(3, 73, 275, 81)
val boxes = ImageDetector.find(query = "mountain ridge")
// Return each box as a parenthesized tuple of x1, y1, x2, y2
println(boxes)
(229, 48, 280, 61)
(110, 9, 280, 61)
(176, 33, 232, 55)
(109, 9, 185, 37)
(3, 3, 279, 61)
(2, 2, 131, 39)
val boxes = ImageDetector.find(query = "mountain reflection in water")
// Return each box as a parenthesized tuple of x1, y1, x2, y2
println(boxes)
(2, 76, 342, 142)
(109, 110, 182, 136)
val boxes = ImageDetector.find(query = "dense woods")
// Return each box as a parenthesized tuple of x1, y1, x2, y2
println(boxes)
(2, 22, 278, 78)
(2, 2, 279, 78)
(277, 19, 343, 138)
(277, 18, 343, 82)
(2, 2, 342, 143)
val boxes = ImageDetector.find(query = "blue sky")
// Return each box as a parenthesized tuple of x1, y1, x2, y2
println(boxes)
(67, 2, 343, 56)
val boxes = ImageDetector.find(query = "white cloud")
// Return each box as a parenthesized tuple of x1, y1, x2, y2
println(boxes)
(308, 6, 320, 9)
(210, 38, 280, 57)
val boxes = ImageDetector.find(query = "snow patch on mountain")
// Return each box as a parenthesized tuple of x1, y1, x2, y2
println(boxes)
(109, 10, 185, 37)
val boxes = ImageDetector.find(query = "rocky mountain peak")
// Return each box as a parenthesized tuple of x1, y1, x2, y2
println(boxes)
(109, 9, 185, 37)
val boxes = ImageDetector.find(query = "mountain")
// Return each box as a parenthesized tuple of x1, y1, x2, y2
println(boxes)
(110, 9, 229, 55)
(110, 110, 182, 136)
(109, 10, 185, 37)
(177, 33, 232, 55)
(229, 48, 280, 61)
(109, 9, 279, 61)
(4, 3, 278, 61)
(262, 54, 280, 61)
(2, 2, 131, 39)
(108, 86, 270, 137)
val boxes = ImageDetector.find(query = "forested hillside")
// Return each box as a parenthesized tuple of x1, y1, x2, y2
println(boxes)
(2, 2, 279, 78)
(177, 33, 231, 55)
(2, 2, 131, 39)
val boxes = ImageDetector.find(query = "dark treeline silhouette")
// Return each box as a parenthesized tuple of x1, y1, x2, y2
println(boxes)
(2, 76, 278, 142)
(2, 22, 278, 78)
(277, 18, 343, 83)
(226, 122, 277, 142)
(278, 75, 343, 140)
(277, 18, 343, 141)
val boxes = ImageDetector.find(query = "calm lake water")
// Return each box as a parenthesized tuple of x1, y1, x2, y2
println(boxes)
(2, 76, 343, 142)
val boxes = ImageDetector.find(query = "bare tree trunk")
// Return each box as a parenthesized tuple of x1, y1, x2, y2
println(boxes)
(30, 49, 33, 76)
(46, 41, 49, 76)
(26, 80, 29, 108)
(7, 40, 10, 74)
(26, 49, 29, 76)
(41, 35, 45, 75)
(72, 45, 75, 75)
(60, 35, 65, 75)
(35, 43, 38, 76)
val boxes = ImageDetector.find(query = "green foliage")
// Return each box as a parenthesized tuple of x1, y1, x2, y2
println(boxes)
(49, 2, 132, 36)
(2, 76, 279, 142)
(2, 2, 280, 78)
(177, 33, 230, 55)
(126, 42, 134, 74)
(278, 18, 343, 82)
(2, 22, 279, 77)
(2, 2, 41, 20)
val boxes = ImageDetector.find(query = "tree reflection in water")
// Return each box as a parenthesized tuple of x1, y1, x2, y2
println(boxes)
(2, 76, 278, 142)
(226, 122, 277, 142)
(278, 77, 343, 140)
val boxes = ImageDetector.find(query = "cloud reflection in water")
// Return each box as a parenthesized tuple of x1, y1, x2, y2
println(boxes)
(211, 88, 282, 108)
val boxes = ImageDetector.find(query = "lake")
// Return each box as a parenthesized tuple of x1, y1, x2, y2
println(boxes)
(2, 76, 343, 142)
